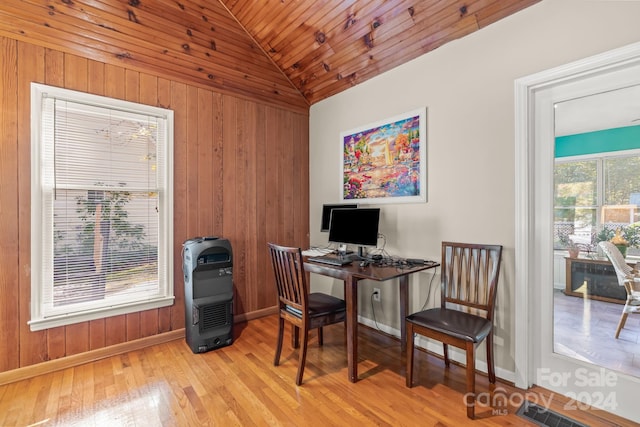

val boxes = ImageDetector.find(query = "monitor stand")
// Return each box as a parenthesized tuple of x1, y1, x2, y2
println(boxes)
(340, 246, 365, 261)
(337, 244, 353, 255)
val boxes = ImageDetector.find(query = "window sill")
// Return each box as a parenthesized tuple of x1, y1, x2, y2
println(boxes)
(28, 296, 175, 331)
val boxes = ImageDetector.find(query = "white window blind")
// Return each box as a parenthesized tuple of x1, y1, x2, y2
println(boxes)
(30, 83, 174, 330)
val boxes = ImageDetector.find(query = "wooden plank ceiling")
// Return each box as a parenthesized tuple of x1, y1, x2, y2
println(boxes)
(0, 0, 539, 109)
(221, 0, 540, 105)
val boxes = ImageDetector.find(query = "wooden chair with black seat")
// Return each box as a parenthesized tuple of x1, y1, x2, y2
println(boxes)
(598, 241, 640, 339)
(267, 242, 347, 385)
(405, 241, 503, 419)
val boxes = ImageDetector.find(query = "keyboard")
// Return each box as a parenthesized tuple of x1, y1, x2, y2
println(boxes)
(307, 256, 352, 266)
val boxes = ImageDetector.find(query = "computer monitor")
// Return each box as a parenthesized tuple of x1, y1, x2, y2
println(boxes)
(320, 203, 357, 232)
(328, 208, 380, 256)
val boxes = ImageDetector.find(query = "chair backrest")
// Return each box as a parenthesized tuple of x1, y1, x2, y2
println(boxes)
(599, 241, 633, 286)
(440, 242, 503, 320)
(268, 242, 308, 314)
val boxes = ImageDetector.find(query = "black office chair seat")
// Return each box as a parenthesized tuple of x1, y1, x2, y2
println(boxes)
(308, 293, 346, 316)
(407, 308, 492, 343)
(286, 293, 346, 328)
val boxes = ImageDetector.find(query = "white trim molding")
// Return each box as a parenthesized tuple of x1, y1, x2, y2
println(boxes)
(514, 41, 640, 423)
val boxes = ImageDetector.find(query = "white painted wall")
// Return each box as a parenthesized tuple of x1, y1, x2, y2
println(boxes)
(308, 0, 640, 377)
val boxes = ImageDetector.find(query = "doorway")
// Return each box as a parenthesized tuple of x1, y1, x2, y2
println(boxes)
(515, 41, 640, 424)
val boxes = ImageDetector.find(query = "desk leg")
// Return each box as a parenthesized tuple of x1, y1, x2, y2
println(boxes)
(346, 276, 358, 383)
(399, 275, 409, 352)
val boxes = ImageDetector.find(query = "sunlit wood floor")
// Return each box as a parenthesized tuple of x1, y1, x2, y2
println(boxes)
(0, 315, 635, 426)
(554, 289, 640, 378)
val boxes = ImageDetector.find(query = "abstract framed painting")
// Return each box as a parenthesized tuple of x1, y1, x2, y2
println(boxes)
(340, 108, 427, 204)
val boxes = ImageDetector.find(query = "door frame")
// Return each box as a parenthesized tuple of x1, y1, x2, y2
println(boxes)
(514, 41, 640, 423)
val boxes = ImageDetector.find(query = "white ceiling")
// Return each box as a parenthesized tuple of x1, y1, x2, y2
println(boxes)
(554, 83, 640, 136)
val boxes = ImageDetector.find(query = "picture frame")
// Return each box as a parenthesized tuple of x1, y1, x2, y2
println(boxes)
(340, 108, 427, 204)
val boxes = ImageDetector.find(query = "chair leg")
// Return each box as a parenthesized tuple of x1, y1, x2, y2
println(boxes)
(295, 328, 309, 386)
(486, 333, 496, 384)
(443, 343, 450, 367)
(318, 327, 324, 346)
(615, 312, 629, 339)
(291, 325, 300, 348)
(274, 317, 284, 366)
(465, 342, 476, 419)
(406, 322, 414, 388)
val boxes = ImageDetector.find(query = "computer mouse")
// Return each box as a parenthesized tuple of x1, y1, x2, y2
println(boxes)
(359, 260, 369, 267)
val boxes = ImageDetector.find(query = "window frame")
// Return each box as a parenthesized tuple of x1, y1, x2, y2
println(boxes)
(554, 148, 640, 256)
(30, 83, 175, 331)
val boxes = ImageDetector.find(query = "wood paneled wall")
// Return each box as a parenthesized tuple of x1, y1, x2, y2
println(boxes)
(0, 36, 309, 374)
(0, 0, 308, 112)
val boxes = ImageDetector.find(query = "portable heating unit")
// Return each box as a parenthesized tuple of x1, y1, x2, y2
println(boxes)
(182, 237, 234, 353)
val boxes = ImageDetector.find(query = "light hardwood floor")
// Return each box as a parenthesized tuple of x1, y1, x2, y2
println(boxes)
(0, 315, 634, 426)
(554, 290, 640, 378)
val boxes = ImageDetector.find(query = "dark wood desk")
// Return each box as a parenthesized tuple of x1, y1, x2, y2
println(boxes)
(304, 258, 439, 383)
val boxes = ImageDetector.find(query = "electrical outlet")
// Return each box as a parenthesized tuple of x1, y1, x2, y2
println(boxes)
(373, 287, 381, 302)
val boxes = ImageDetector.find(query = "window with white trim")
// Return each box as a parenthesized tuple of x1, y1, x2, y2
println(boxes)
(554, 150, 640, 256)
(30, 83, 174, 331)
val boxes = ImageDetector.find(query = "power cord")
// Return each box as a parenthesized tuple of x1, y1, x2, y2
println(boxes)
(370, 290, 382, 331)
(420, 266, 439, 311)
(368, 264, 438, 332)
